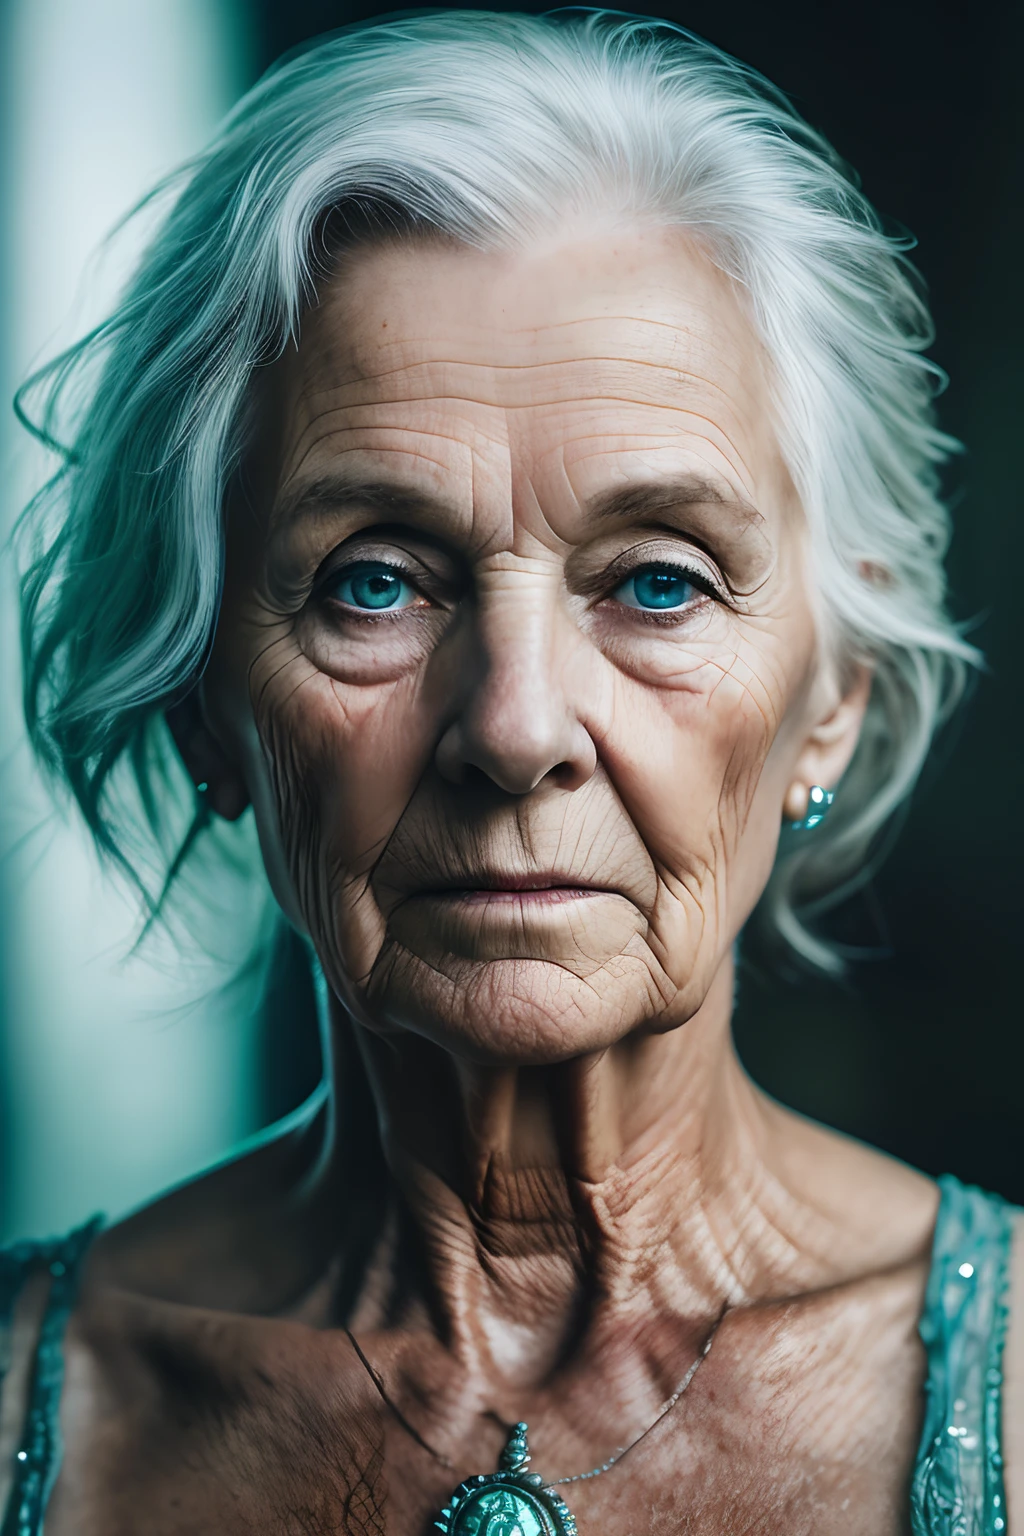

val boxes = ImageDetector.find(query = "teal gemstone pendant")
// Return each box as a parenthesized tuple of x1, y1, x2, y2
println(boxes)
(434, 1424, 577, 1536)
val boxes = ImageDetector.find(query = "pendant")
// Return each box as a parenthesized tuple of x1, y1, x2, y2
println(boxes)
(433, 1422, 577, 1536)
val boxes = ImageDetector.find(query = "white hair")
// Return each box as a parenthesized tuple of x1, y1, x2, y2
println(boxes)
(18, 8, 978, 969)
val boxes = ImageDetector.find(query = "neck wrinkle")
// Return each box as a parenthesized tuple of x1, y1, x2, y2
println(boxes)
(327, 953, 820, 1389)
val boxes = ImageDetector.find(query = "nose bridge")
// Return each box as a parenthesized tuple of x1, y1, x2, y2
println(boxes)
(437, 559, 595, 794)
(480, 562, 560, 732)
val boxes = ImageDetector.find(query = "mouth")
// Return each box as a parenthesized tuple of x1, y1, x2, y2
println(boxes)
(383, 866, 643, 964)
(416, 872, 623, 906)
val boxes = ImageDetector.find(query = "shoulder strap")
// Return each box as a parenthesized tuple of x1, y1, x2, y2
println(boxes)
(911, 1174, 1013, 1536)
(0, 1219, 103, 1536)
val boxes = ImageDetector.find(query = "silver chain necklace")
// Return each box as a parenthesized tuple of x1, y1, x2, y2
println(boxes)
(346, 1305, 726, 1536)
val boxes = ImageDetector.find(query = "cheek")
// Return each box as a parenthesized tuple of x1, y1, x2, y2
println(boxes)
(594, 638, 790, 957)
(244, 636, 442, 970)
(602, 653, 777, 856)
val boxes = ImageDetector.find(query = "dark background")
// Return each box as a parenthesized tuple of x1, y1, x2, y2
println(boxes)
(250, 0, 1024, 1200)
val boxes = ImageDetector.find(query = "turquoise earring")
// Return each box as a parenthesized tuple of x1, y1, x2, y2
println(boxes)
(791, 785, 833, 831)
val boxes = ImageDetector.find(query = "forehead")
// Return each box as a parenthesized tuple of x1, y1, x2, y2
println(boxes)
(270, 224, 785, 529)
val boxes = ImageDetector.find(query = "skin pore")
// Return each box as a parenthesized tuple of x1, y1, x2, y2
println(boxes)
(44, 224, 957, 1534)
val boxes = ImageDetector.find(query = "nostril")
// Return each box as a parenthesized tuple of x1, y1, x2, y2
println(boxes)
(547, 759, 582, 791)
(459, 760, 507, 792)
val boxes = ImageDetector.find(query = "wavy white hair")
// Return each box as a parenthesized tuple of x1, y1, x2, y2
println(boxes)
(17, 8, 978, 969)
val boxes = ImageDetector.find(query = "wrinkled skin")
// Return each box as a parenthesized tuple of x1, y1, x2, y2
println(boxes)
(219, 224, 845, 1064)
(39, 225, 1024, 1536)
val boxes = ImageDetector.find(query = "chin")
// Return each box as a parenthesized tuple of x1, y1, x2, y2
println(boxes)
(359, 947, 671, 1065)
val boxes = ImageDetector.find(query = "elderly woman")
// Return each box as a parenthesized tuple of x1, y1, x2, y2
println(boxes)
(0, 10, 1017, 1534)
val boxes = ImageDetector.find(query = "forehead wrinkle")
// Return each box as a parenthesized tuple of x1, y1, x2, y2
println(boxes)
(275, 332, 769, 538)
(291, 356, 752, 417)
(286, 391, 753, 476)
(321, 266, 753, 354)
(293, 300, 757, 385)
(556, 427, 756, 493)
(273, 421, 763, 553)
(286, 333, 759, 454)
(276, 393, 758, 519)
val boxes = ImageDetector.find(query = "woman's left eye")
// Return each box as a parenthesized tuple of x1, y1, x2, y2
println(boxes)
(326, 561, 422, 611)
(612, 564, 701, 612)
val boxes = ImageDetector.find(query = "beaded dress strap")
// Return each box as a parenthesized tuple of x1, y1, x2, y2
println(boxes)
(0, 1218, 103, 1536)
(911, 1175, 1014, 1536)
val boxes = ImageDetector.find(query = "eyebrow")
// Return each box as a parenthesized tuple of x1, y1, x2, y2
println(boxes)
(585, 473, 762, 528)
(272, 476, 446, 530)
(273, 470, 761, 531)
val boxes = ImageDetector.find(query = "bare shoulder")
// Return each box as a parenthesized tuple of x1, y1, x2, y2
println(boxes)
(759, 1093, 941, 1277)
(84, 1085, 338, 1318)
(1002, 1210, 1024, 1530)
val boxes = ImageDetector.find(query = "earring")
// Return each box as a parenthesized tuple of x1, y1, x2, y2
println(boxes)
(790, 785, 833, 831)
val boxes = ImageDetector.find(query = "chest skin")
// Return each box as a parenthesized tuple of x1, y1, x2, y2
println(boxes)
(38, 1265, 926, 1536)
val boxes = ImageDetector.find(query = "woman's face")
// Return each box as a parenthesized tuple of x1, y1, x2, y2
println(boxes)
(208, 225, 856, 1063)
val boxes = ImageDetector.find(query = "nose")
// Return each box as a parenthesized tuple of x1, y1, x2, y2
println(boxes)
(434, 573, 597, 795)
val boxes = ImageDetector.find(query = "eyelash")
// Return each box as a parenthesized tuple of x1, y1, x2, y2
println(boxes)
(317, 555, 723, 621)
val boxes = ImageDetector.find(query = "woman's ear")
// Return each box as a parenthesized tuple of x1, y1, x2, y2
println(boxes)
(166, 688, 250, 822)
(782, 663, 873, 823)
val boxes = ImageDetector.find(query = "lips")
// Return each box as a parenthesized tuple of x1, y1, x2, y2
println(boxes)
(382, 862, 644, 967)
(414, 871, 624, 901)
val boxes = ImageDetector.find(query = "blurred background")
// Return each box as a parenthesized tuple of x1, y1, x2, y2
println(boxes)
(1, 0, 1021, 1242)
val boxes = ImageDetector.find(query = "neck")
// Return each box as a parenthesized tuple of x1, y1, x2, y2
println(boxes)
(327, 954, 862, 1392)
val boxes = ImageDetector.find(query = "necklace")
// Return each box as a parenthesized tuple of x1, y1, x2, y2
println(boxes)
(345, 1307, 726, 1536)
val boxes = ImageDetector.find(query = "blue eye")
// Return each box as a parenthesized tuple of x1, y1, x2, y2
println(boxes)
(329, 561, 419, 611)
(614, 565, 698, 611)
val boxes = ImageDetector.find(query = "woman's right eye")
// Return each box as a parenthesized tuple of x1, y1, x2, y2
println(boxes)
(325, 561, 425, 612)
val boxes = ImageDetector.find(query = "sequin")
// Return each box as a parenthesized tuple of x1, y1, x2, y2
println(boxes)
(0, 1217, 103, 1536)
(911, 1176, 1012, 1535)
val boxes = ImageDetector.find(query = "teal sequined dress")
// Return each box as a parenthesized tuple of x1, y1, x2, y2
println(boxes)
(0, 1175, 1014, 1533)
